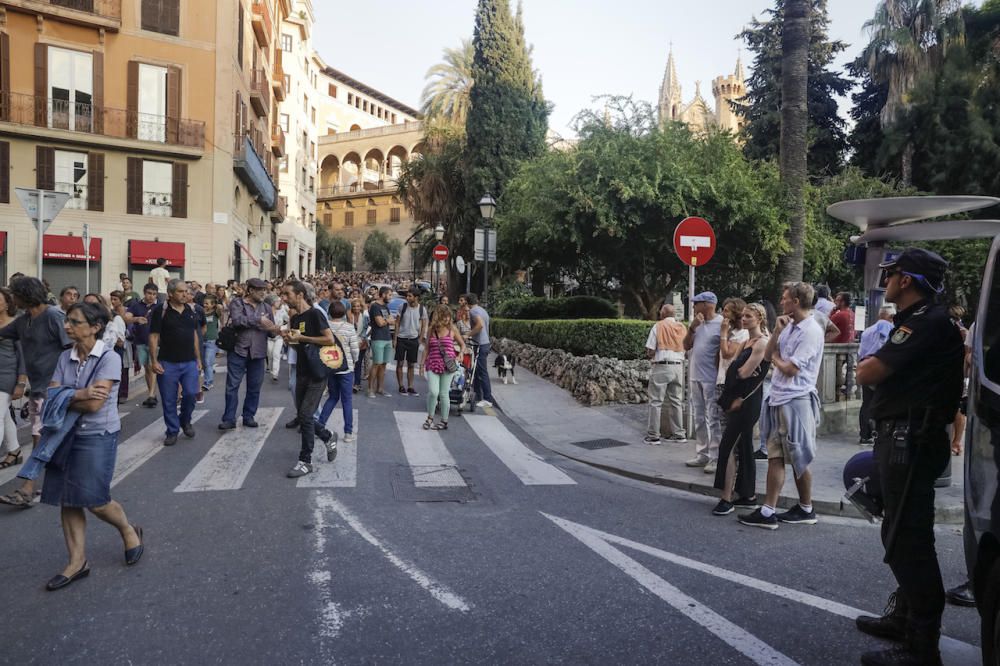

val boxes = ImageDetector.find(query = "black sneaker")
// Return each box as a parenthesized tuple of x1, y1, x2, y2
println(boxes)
(286, 461, 313, 478)
(243, 418, 259, 428)
(317, 428, 333, 444)
(407, 388, 419, 397)
(776, 505, 818, 525)
(163, 433, 178, 447)
(285, 417, 301, 429)
(181, 423, 195, 438)
(218, 422, 236, 431)
(754, 449, 768, 460)
(712, 500, 734, 516)
(732, 496, 758, 509)
(142, 397, 157, 408)
(738, 508, 778, 530)
(946, 581, 976, 607)
(856, 592, 907, 642)
(324, 438, 338, 462)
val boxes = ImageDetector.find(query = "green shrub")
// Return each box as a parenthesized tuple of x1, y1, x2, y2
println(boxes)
(494, 296, 618, 320)
(492, 318, 651, 360)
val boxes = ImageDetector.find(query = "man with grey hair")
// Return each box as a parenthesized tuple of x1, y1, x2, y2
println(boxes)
(683, 292, 724, 470)
(219, 278, 277, 430)
(645, 303, 687, 444)
(149, 278, 202, 447)
(857, 304, 896, 444)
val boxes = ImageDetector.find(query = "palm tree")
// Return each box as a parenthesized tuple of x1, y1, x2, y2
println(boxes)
(777, 0, 810, 289)
(862, 0, 964, 183)
(420, 39, 474, 126)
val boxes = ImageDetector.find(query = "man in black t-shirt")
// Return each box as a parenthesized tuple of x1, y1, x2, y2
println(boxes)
(281, 281, 334, 479)
(149, 278, 202, 447)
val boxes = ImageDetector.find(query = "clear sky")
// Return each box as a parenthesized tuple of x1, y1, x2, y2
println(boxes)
(314, 0, 882, 137)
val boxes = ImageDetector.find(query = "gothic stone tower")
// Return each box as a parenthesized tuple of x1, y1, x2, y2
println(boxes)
(711, 56, 747, 134)
(658, 48, 682, 126)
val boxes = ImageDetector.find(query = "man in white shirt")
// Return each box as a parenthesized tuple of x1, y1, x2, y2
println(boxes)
(645, 304, 687, 444)
(149, 258, 171, 300)
(683, 292, 724, 469)
(740, 281, 825, 530)
(814, 285, 834, 317)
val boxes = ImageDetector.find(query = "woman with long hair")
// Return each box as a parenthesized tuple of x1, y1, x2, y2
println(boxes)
(350, 298, 370, 393)
(0, 287, 25, 468)
(422, 305, 466, 430)
(712, 303, 770, 516)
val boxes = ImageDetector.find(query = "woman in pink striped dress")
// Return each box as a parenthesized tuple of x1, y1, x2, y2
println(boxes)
(422, 305, 467, 430)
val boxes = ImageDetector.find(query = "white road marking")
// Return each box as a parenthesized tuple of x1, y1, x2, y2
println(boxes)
(394, 411, 466, 487)
(298, 409, 358, 488)
(465, 415, 576, 485)
(112, 411, 207, 488)
(316, 492, 471, 612)
(542, 513, 980, 665)
(174, 407, 282, 492)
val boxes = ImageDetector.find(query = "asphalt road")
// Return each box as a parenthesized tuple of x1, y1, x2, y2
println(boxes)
(0, 368, 981, 665)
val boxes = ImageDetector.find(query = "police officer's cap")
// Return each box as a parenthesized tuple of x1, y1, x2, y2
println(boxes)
(879, 248, 948, 294)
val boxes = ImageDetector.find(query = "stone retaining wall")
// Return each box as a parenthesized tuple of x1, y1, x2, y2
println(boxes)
(492, 338, 649, 406)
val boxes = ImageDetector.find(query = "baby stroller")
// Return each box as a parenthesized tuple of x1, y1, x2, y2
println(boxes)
(449, 343, 479, 415)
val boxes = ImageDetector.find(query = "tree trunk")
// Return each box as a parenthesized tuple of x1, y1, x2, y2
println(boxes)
(775, 0, 810, 298)
(900, 142, 914, 187)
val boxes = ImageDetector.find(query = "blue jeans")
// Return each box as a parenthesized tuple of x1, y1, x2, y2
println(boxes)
(473, 342, 494, 403)
(202, 339, 218, 388)
(223, 352, 265, 424)
(157, 360, 199, 435)
(317, 372, 354, 434)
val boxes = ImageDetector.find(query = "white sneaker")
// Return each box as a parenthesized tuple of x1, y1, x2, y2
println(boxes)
(685, 455, 709, 467)
(343, 433, 356, 444)
(704, 460, 718, 474)
(476, 400, 493, 408)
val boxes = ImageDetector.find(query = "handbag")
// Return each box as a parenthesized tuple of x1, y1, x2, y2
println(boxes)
(302, 342, 331, 381)
(436, 335, 459, 373)
(319, 331, 349, 373)
(217, 324, 238, 353)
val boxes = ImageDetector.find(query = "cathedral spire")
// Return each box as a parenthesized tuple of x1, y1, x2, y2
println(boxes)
(735, 50, 745, 82)
(658, 43, 681, 125)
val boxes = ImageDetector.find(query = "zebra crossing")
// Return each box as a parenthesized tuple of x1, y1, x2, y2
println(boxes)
(91, 408, 576, 494)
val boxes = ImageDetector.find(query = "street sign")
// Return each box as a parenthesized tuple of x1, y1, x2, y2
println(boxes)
(16, 188, 70, 232)
(474, 229, 497, 262)
(433, 244, 449, 261)
(673, 217, 716, 267)
(455, 255, 466, 274)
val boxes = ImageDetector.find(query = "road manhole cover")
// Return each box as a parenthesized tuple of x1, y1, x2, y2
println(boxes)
(570, 439, 632, 450)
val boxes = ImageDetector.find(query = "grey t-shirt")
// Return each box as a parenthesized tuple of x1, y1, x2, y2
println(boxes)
(689, 314, 723, 384)
(470, 305, 491, 345)
(397, 303, 427, 339)
(0, 307, 71, 394)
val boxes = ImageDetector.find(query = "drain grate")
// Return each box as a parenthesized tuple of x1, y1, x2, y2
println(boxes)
(570, 439, 632, 450)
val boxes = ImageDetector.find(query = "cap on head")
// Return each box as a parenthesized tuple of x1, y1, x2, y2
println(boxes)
(246, 278, 267, 290)
(879, 248, 948, 294)
(691, 291, 717, 305)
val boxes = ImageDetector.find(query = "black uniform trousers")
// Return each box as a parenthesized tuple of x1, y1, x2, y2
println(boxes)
(874, 418, 951, 633)
(713, 387, 763, 499)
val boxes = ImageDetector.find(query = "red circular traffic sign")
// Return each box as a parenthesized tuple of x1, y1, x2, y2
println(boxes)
(673, 217, 716, 267)
(432, 244, 449, 261)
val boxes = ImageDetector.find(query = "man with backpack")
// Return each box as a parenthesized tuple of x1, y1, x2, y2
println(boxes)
(394, 288, 428, 397)
(219, 278, 277, 430)
(148, 279, 202, 447)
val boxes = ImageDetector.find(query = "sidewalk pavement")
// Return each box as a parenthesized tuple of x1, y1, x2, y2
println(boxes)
(490, 361, 964, 524)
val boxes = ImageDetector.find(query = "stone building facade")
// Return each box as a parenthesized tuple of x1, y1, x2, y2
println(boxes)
(657, 48, 746, 135)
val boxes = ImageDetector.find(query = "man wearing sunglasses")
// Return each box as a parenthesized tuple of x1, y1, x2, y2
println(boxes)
(854, 248, 965, 666)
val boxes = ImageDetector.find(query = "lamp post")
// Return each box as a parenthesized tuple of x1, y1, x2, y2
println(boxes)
(434, 222, 445, 296)
(478, 193, 496, 306)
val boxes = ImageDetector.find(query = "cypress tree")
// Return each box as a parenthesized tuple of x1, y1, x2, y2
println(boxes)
(465, 0, 548, 204)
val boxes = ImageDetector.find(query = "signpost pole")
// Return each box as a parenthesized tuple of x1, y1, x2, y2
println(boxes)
(483, 225, 490, 307)
(36, 188, 44, 279)
(83, 223, 91, 294)
(687, 263, 695, 438)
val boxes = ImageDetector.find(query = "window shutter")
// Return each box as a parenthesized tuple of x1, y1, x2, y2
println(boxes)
(0, 33, 10, 122)
(127, 157, 143, 214)
(87, 152, 105, 212)
(140, 0, 156, 31)
(36, 147, 54, 190)
(366, 209, 376, 226)
(0, 141, 9, 204)
(166, 66, 181, 144)
(92, 51, 104, 134)
(237, 3, 244, 70)
(164, 0, 180, 36)
(126, 61, 139, 139)
(34, 43, 47, 127)
(323, 212, 331, 226)
(171, 162, 188, 218)
(344, 211, 353, 227)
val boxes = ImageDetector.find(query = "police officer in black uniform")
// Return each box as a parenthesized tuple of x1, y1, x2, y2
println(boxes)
(854, 249, 965, 666)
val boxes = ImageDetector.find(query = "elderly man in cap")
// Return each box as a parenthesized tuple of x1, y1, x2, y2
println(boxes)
(683, 292, 724, 472)
(220, 278, 278, 430)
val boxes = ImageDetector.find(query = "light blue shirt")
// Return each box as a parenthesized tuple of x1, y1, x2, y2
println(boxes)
(858, 319, 894, 360)
(689, 314, 723, 384)
(51, 340, 121, 434)
(769, 316, 824, 406)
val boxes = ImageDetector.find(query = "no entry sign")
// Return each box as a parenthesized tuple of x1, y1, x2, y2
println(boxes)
(673, 217, 716, 267)
(432, 244, 449, 261)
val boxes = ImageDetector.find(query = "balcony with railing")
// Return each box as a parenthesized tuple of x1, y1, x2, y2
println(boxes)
(233, 133, 277, 211)
(249, 68, 270, 117)
(318, 121, 423, 145)
(273, 49, 286, 102)
(316, 180, 399, 200)
(251, 0, 273, 47)
(271, 125, 285, 157)
(270, 195, 287, 222)
(0, 92, 205, 149)
(4, 0, 122, 31)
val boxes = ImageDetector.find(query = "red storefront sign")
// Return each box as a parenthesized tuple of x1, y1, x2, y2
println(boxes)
(129, 240, 186, 267)
(43, 235, 102, 262)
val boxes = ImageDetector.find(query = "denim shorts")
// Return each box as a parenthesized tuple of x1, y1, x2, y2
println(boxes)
(136, 344, 151, 367)
(41, 430, 119, 508)
(371, 340, 393, 365)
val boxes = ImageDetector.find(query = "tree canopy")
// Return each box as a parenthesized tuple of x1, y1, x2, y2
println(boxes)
(362, 230, 402, 272)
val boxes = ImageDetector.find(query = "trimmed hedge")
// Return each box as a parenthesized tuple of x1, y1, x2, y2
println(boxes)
(494, 296, 618, 320)
(492, 318, 651, 360)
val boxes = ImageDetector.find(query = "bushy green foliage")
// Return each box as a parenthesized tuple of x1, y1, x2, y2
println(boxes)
(362, 231, 403, 272)
(316, 225, 353, 272)
(495, 296, 618, 320)
(488, 280, 532, 313)
(492, 318, 650, 360)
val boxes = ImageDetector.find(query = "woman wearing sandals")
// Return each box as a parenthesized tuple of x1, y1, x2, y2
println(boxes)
(423, 305, 466, 431)
(0, 287, 25, 470)
(40, 302, 143, 590)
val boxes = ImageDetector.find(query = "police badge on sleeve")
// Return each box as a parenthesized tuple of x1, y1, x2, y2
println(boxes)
(891, 326, 913, 344)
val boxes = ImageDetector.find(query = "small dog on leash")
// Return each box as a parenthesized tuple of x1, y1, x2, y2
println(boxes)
(494, 353, 517, 385)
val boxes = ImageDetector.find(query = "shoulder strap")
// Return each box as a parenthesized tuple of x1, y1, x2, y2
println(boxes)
(401, 302, 408, 317)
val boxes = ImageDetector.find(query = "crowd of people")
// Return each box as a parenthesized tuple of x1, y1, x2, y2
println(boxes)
(0, 266, 496, 590)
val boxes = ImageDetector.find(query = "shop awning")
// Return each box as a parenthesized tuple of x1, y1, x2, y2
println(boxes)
(43, 235, 101, 262)
(0, 231, 6, 256)
(130, 240, 185, 267)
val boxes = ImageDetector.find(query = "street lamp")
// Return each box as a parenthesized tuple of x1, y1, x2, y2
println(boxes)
(433, 222, 445, 296)
(478, 193, 496, 305)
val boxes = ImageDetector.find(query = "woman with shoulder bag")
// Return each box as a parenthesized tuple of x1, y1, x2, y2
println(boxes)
(422, 305, 466, 431)
(316, 301, 360, 444)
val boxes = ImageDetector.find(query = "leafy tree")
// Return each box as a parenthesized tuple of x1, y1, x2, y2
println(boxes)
(362, 230, 402, 272)
(465, 0, 548, 204)
(421, 39, 474, 127)
(846, 54, 889, 177)
(736, 0, 851, 177)
(315, 224, 353, 272)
